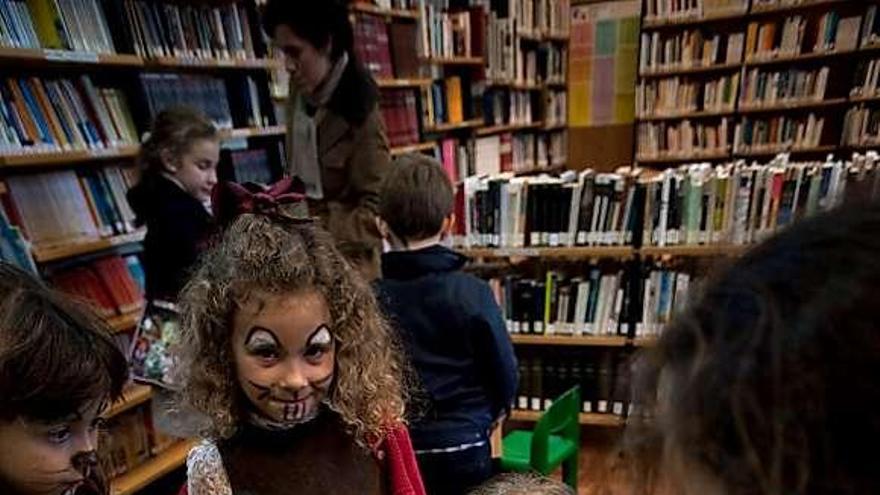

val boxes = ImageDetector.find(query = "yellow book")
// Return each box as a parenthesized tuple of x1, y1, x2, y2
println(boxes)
(445, 76, 463, 124)
(26, 0, 68, 49)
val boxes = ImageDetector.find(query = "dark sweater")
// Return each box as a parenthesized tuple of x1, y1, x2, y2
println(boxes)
(375, 245, 518, 450)
(127, 175, 213, 301)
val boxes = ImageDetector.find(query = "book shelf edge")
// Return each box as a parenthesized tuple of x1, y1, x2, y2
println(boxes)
(110, 439, 196, 495)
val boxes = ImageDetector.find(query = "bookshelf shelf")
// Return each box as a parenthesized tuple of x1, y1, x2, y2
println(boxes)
(734, 144, 837, 158)
(510, 410, 625, 427)
(487, 79, 543, 91)
(639, 61, 743, 79)
(845, 141, 880, 151)
(476, 122, 545, 136)
(0, 47, 145, 67)
(349, 3, 419, 19)
(544, 78, 566, 87)
(107, 310, 143, 334)
(424, 119, 485, 133)
(104, 385, 153, 420)
(219, 125, 286, 140)
(749, 0, 851, 17)
(848, 94, 880, 104)
(633, 337, 659, 347)
(738, 98, 849, 114)
(510, 334, 629, 347)
(0, 146, 140, 168)
(640, 244, 748, 258)
(390, 142, 437, 156)
(376, 78, 433, 88)
(461, 246, 635, 259)
(421, 56, 485, 66)
(637, 108, 735, 121)
(542, 123, 567, 131)
(744, 49, 858, 68)
(636, 149, 730, 164)
(32, 231, 146, 263)
(110, 439, 196, 495)
(543, 32, 570, 42)
(518, 30, 543, 42)
(145, 57, 281, 70)
(642, 9, 747, 29)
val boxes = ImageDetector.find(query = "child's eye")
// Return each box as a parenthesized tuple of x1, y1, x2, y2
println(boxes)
(304, 345, 328, 361)
(90, 418, 107, 432)
(250, 346, 280, 360)
(46, 426, 72, 444)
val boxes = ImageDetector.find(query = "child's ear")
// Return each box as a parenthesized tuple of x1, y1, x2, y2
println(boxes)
(375, 217, 390, 240)
(442, 214, 456, 235)
(159, 148, 178, 174)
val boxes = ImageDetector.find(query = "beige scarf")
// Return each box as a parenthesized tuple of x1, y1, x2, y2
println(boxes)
(289, 52, 349, 199)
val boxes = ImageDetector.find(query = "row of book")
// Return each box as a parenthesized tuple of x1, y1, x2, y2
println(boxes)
(98, 406, 178, 479)
(487, 25, 568, 85)
(543, 90, 566, 127)
(359, 0, 417, 9)
(417, 1, 484, 60)
(435, 131, 567, 184)
(379, 88, 421, 148)
(0, 0, 41, 49)
(226, 147, 276, 186)
(457, 152, 880, 249)
(138, 73, 270, 130)
(733, 113, 825, 152)
(2, 0, 116, 53)
(745, 12, 861, 61)
(488, 264, 691, 339)
(639, 30, 745, 73)
(740, 67, 830, 107)
(0, 76, 138, 154)
(121, 0, 259, 61)
(515, 350, 632, 416)
(421, 77, 473, 127)
(0, 180, 34, 273)
(852, 58, 880, 99)
(841, 105, 880, 147)
(352, 12, 420, 81)
(2, 164, 138, 245)
(864, 6, 880, 49)
(509, 0, 570, 36)
(483, 88, 536, 127)
(637, 119, 731, 159)
(50, 254, 144, 318)
(636, 74, 740, 117)
(644, 0, 747, 21)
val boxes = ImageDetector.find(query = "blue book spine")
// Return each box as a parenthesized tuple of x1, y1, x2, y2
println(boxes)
(16, 79, 53, 146)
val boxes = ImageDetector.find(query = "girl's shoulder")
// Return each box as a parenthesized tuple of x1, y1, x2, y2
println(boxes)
(186, 439, 233, 495)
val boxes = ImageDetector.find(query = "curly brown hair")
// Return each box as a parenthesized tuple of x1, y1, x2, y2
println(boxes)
(177, 214, 409, 445)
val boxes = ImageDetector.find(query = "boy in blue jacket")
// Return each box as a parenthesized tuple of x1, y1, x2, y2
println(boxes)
(375, 154, 518, 495)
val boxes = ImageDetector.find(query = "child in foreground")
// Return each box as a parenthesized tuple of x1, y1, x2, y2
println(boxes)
(375, 154, 518, 495)
(177, 178, 424, 495)
(468, 473, 575, 495)
(0, 263, 128, 495)
(627, 203, 880, 494)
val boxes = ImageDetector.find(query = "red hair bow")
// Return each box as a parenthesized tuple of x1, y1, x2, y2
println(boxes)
(212, 177, 311, 226)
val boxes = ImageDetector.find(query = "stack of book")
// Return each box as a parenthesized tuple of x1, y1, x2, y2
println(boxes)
(421, 77, 472, 127)
(638, 118, 731, 158)
(0, 0, 41, 49)
(745, 12, 861, 61)
(120, 0, 260, 60)
(733, 113, 824, 152)
(483, 88, 535, 126)
(644, 0, 748, 21)
(417, 1, 483, 60)
(380, 89, 421, 148)
(544, 90, 566, 127)
(740, 67, 829, 107)
(50, 255, 144, 318)
(227, 148, 274, 185)
(7, 0, 117, 53)
(851, 58, 880, 99)
(352, 12, 394, 79)
(640, 30, 745, 73)
(637, 74, 740, 117)
(842, 106, 880, 147)
(138, 73, 235, 129)
(0, 77, 138, 155)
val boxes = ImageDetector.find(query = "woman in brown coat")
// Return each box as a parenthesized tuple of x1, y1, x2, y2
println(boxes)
(263, 0, 391, 279)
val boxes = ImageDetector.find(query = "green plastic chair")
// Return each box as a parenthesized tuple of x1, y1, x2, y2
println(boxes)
(500, 386, 581, 489)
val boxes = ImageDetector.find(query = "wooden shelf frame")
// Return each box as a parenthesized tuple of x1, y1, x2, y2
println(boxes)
(219, 125, 286, 140)
(423, 118, 485, 133)
(349, 2, 419, 20)
(376, 78, 433, 88)
(744, 48, 859, 68)
(642, 8, 748, 29)
(486, 79, 543, 91)
(0, 47, 280, 70)
(734, 144, 838, 158)
(104, 385, 153, 420)
(390, 142, 437, 156)
(476, 122, 545, 136)
(0, 146, 141, 168)
(637, 108, 735, 122)
(749, 0, 852, 17)
(511, 334, 629, 347)
(510, 410, 625, 427)
(639, 61, 743, 78)
(421, 56, 485, 66)
(461, 246, 636, 259)
(32, 231, 146, 263)
(738, 98, 849, 114)
(636, 149, 731, 164)
(110, 439, 196, 495)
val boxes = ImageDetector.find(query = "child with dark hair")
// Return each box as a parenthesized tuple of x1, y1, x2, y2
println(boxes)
(127, 107, 219, 302)
(0, 263, 128, 495)
(627, 203, 880, 495)
(375, 154, 518, 495)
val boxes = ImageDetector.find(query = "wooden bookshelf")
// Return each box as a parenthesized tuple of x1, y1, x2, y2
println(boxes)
(511, 334, 629, 347)
(744, 49, 858, 68)
(543, 122, 567, 131)
(0, 146, 140, 168)
(145, 56, 281, 70)
(749, 0, 851, 16)
(637, 108, 735, 121)
(642, 8, 747, 29)
(107, 310, 143, 334)
(510, 410, 625, 427)
(543, 32, 571, 42)
(544, 79, 567, 88)
(421, 56, 485, 66)
(518, 30, 543, 42)
(32, 231, 146, 263)
(850, 94, 880, 104)
(487, 79, 543, 91)
(734, 144, 838, 158)
(636, 149, 730, 164)
(738, 98, 849, 114)
(104, 384, 153, 420)
(349, 2, 419, 19)
(110, 439, 196, 495)
(390, 141, 437, 156)
(461, 246, 636, 259)
(640, 244, 748, 258)
(476, 122, 545, 136)
(219, 125, 287, 140)
(424, 119, 485, 133)
(376, 78, 433, 88)
(0, 47, 144, 67)
(639, 61, 743, 79)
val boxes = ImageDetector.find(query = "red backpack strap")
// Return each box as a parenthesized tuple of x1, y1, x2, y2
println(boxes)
(373, 425, 426, 495)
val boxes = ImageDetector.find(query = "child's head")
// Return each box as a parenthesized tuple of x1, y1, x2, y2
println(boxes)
(0, 263, 127, 495)
(378, 153, 455, 249)
(178, 210, 409, 444)
(628, 204, 880, 494)
(139, 106, 219, 203)
(468, 473, 575, 495)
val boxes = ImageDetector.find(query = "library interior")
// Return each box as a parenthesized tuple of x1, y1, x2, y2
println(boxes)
(1, 0, 879, 494)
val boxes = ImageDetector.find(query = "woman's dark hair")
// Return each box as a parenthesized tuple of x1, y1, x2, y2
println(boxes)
(627, 203, 880, 494)
(0, 263, 128, 422)
(261, 0, 353, 60)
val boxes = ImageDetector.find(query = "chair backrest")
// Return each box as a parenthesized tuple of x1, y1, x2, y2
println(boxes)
(530, 386, 581, 472)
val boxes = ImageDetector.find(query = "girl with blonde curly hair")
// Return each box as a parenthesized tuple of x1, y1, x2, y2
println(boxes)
(176, 179, 424, 495)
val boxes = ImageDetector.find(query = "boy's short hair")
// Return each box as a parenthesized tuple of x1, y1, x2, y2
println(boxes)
(468, 473, 575, 495)
(0, 263, 128, 421)
(379, 153, 454, 242)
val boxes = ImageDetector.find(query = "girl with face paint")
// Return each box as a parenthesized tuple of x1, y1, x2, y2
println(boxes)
(0, 263, 128, 495)
(175, 180, 425, 495)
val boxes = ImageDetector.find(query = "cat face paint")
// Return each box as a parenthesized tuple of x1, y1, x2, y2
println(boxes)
(232, 291, 336, 427)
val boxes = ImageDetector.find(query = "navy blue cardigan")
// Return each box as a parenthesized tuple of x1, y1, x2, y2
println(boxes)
(375, 245, 518, 450)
